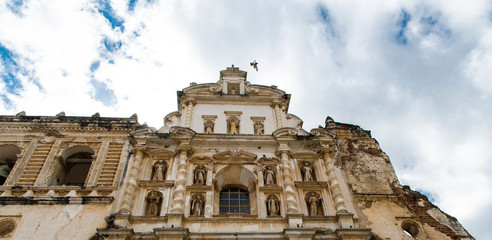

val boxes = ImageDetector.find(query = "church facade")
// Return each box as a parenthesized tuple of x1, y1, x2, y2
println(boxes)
(0, 66, 473, 239)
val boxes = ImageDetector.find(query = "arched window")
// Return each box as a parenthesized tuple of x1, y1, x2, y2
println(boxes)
(0, 145, 21, 185)
(50, 146, 94, 186)
(63, 152, 93, 186)
(219, 187, 249, 214)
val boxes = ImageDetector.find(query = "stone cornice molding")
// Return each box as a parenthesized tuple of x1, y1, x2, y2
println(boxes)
(291, 151, 319, 161)
(148, 149, 176, 160)
(169, 126, 196, 139)
(213, 150, 257, 163)
(310, 128, 336, 139)
(257, 156, 280, 166)
(273, 128, 298, 139)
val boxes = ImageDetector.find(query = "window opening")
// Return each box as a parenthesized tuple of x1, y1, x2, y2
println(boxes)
(219, 187, 249, 214)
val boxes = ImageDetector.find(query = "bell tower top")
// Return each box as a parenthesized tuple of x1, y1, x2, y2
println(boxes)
(219, 65, 247, 95)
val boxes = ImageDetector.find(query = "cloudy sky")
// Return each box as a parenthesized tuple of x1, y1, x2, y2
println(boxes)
(0, 0, 491, 238)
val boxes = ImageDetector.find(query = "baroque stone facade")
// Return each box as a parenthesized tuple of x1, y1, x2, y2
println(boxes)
(0, 66, 473, 239)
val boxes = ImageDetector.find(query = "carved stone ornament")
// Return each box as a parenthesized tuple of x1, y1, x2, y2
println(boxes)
(145, 191, 163, 216)
(194, 165, 207, 185)
(305, 192, 322, 216)
(213, 150, 257, 163)
(151, 160, 168, 181)
(300, 162, 315, 181)
(190, 194, 205, 216)
(273, 128, 298, 138)
(266, 195, 280, 216)
(310, 128, 336, 139)
(263, 166, 276, 185)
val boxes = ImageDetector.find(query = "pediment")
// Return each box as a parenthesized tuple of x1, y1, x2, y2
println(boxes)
(213, 150, 257, 163)
(291, 151, 319, 161)
(310, 128, 336, 139)
(273, 128, 298, 139)
(182, 83, 222, 95)
(257, 156, 280, 166)
(149, 149, 175, 160)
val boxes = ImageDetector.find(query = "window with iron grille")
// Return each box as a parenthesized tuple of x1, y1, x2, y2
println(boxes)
(219, 187, 249, 214)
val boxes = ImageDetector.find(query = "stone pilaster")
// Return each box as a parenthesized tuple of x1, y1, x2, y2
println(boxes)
(169, 147, 191, 213)
(119, 147, 146, 215)
(278, 150, 299, 214)
(321, 147, 348, 213)
(273, 103, 283, 129)
(183, 100, 195, 128)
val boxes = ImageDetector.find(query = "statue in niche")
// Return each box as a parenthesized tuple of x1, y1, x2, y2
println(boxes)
(194, 165, 207, 185)
(151, 160, 167, 181)
(264, 166, 276, 185)
(227, 118, 239, 134)
(305, 192, 321, 216)
(266, 195, 280, 216)
(301, 162, 315, 181)
(204, 120, 214, 134)
(191, 194, 204, 216)
(145, 191, 163, 216)
(254, 121, 264, 135)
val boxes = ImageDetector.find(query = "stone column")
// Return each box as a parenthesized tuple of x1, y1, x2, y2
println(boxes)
(273, 103, 283, 129)
(170, 147, 190, 213)
(322, 148, 347, 213)
(184, 101, 195, 128)
(279, 150, 299, 214)
(119, 147, 146, 214)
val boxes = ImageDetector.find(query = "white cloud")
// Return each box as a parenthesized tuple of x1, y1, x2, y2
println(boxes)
(0, 0, 491, 238)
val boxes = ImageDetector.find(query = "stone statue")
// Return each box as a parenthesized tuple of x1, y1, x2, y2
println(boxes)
(264, 166, 276, 185)
(254, 122, 264, 135)
(191, 194, 204, 216)
(306, 192, 320, 216)
(145, 191, 162, 216)
(194, 165, 207, 185)
(151, 160, 167, 181)
(301, 162, 314, 181)
(204, 120, 214, 134)
(267, 195, 280, 216)
(228, 119, 239, 134)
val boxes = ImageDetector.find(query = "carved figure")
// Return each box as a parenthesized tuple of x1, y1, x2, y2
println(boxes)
(194, 165, 207, 185)
(151, 160, 167, 181)
(228, 84, 239, 94)
(145, 191, 162, 216)
(228, 118, 239, 134)
(254, 122, 264, 135)
(191, 194, 204, 216)
(204, 120, 214, 134)
(301, 162, 314, 181)
(264, 166, 276, 185)
(267, 195, 280, 216)
(305, 192, 321, 216)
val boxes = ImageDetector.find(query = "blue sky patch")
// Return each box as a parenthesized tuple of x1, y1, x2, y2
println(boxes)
(90, 60, 100, 72)
(102, 37, 122, 53)
(318, 4, 337, 38)
(95, 0, 125, 32)
(0, 42, 23, 95)
(396, 10, 411, 45)
(419, 14, 452, 38)
(90, 79, 117, 106)
(6, 0, 24, 16)
(128, 0, 137, 11)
